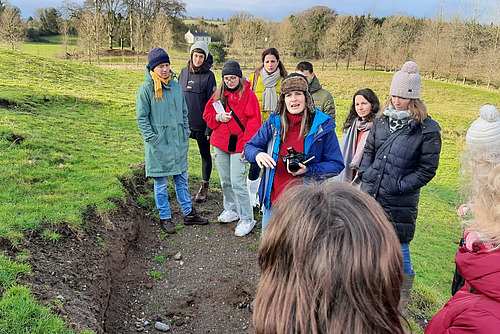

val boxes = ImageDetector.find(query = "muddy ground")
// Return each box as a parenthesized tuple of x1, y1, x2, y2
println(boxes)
(20, 171, 260, 333)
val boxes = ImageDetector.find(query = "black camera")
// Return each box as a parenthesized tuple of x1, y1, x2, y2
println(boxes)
(281, 147, 314, 173)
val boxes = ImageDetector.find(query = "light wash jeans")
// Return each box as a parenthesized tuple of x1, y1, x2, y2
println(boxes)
(154, 171, 192, 219)
(214, 147, 253, 220)
(261, 205, 273, 233)
(401, 242, 415, 274)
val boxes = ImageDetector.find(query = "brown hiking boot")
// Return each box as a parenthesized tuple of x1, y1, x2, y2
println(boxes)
(129, 162, 145, 169)
(160, 218, 175, 234)
(184, 207, 209, 225)
(194, 181, 209, 203)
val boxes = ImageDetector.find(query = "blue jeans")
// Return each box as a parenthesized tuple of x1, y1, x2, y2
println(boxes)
(261, 205, 273, 233)
(154, 172, 192, 219)
(401, 242, 415, 274)
(214, 147, 253, 220)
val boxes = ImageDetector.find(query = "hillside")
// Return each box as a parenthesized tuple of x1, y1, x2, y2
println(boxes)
(2, 48, 500, 333)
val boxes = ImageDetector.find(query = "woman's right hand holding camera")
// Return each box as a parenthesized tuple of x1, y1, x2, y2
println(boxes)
(256, 152, 276, 169)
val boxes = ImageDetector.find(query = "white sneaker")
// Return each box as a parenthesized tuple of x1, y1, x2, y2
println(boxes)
(247, 177, 260, 207)
(218, 209, 239, 223)
(235, 219, 256, 237)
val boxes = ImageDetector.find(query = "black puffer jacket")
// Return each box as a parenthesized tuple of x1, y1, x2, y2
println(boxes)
(358, 115, 441, 243)
(178, 53, 217, 134)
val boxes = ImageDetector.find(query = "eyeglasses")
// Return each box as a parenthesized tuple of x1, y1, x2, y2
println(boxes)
(223, 76, 238, 83)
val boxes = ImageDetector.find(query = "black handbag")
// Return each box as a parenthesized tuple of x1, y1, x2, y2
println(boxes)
(225, 100, 245, 152)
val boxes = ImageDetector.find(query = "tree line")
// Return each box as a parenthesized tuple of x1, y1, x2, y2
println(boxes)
(0, 1, 499, 88)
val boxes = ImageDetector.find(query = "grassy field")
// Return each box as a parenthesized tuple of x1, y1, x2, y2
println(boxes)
(1, 43, 500, 333)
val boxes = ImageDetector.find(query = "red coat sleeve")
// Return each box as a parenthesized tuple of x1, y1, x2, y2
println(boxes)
(203, 93, 220, 131)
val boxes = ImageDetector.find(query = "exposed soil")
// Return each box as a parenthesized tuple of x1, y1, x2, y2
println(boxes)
(18, 171, 260, 333)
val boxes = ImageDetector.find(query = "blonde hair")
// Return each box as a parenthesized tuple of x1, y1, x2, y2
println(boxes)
(383, 98, 428, 122)
(464, 152, 500, 245)
(253, 181, 406, 334)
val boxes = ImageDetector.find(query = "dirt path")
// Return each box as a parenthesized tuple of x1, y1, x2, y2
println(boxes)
(22, 173, 260, 333)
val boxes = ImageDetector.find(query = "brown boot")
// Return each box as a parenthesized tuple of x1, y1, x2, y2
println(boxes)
(195, 181, 209, 203)
(184, 207, 209, 225)
(160, 218, 175, 234)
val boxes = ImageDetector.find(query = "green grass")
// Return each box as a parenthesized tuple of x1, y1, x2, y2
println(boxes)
(1, 41, 500, 333)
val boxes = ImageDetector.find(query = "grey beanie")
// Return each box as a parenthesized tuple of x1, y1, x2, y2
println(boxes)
(190, 41, 209, 57)
(390, 61, 422, 99)
(148, 47, 170, 70)
(221, 60, 242, 78)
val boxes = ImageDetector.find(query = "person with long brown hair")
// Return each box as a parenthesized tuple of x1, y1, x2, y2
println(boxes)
(335, 88, 380, 182)
(244, 73, 344, 232)
(253, 181, 406, 334)
(247, 48, 289, 206)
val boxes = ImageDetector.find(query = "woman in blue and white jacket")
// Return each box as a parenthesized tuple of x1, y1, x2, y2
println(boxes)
(245, 74, 344, 231)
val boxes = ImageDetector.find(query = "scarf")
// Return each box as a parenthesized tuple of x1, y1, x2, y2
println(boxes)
(150, 70, 171, 101)
(260, 68, 281, 111)
(335, 119, 373, 182)
(383, 104, 412, 133)
(350, 120, 373, 168)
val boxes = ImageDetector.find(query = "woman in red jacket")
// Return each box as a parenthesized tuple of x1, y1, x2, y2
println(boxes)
(203, 60, 262, 237)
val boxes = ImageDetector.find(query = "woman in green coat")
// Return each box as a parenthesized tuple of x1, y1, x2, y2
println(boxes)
(136, 47, 208, 234)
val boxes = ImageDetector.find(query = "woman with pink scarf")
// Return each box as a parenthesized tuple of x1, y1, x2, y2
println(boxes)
(336, 88, 380, 182)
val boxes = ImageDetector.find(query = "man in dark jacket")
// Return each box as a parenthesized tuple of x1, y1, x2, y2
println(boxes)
(296, 61, 336, 120)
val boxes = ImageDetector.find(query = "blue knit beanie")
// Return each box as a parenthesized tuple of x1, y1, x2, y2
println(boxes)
(148, 47, 170, 70)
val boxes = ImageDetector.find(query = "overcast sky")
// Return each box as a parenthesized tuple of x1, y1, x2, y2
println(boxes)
(8, 0, 500, 23)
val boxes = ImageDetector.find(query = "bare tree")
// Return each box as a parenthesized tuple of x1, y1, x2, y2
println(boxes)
(149, 14, 174, 51)
(357, 15, 382, 71)
(379, 16, 424, 71)
(76, 10, 106, 64)
(232, 16, 265, 68)
(273, 15, 301, 58)
(0, 6, 25, 49)
(102, 0, 123, 49)
(319, 16, 352, 69)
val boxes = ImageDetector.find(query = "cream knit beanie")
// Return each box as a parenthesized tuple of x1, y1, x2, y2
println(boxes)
(466, 104, 500, 152)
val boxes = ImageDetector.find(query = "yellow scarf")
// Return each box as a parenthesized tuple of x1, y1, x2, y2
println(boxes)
(150, 70, 171, 101)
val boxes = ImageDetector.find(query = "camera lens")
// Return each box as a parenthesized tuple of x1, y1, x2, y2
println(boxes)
(288, 158, 301, 172)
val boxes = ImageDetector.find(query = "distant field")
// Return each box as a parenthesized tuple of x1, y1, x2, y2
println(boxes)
(1, 41, 500, 333)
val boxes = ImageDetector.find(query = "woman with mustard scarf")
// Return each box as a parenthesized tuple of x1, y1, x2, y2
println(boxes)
(136, 47, 208, 234)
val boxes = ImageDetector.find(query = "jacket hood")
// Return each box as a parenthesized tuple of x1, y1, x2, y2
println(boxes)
(144, 64, 176, 84)
(186, 53, 214, 74)
(457, 247, 500, 301)
(309, 75, 322, 93)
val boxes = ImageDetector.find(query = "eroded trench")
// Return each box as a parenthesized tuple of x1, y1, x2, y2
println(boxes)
(23, 174, 155, 333)
(21, 172, 259, 333)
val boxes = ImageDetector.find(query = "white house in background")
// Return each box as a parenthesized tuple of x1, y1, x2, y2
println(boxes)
(184, 30, 212, 44)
